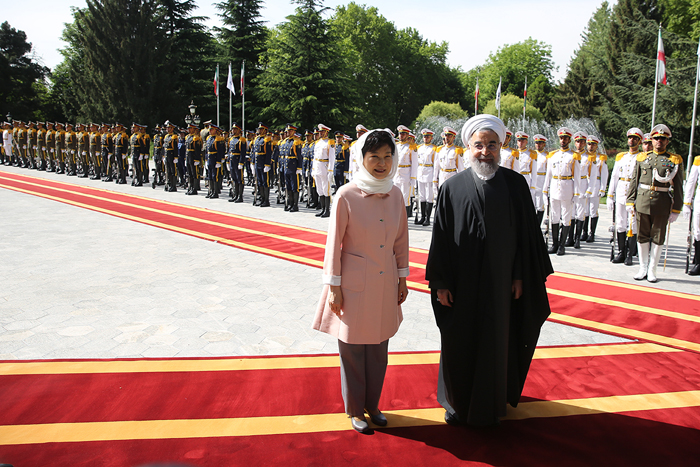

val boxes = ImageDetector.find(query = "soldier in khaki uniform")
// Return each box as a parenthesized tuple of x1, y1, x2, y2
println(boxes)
(627, 124, 684, 283)
(36, 121, 46, 170)
(45, 122, 56, 172)
(55, 122, 66, 174)
(64, 123, 78, 176)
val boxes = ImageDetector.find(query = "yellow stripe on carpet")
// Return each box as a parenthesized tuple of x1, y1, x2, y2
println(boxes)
(1, 390, 698, 446)
(0, 343, 678, 376)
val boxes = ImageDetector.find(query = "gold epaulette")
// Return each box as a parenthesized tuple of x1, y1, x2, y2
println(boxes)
(329, 139, 336, 145)
(216, 135, 225, 142)
(264, 136, 271, 143)
(616, 152, 626, 161)
(436, 145, 445, 151)
(455, 146, 464, 155)
(240, 137, 247, 144)
(409, 144, 418, 151)
(669, 153, 682, 165)
(636, 152, 649, 162)
(694, 155, 700, 166)
(547, 150, 557, 159)
(572, 152, 582, 161)
(599, 154, 608, 162)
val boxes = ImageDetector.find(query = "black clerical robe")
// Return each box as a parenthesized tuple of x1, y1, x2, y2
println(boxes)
(426, 167, 553, 426)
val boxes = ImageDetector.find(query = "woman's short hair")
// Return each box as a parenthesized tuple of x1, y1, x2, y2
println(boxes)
(362, 130, 395, 157)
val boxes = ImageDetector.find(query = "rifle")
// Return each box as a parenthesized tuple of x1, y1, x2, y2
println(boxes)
(687, 206, 694, 274)
(610, 199, 616, 262)
(664, 222, 671, 271)
(544, 198, 550, 248)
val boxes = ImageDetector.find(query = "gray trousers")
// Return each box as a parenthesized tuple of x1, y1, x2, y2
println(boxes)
(338, 339, 389, 417)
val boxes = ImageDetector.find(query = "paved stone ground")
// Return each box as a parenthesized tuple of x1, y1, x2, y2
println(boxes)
(2, 165, 697, 360)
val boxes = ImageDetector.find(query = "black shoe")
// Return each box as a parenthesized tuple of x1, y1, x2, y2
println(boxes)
(367, 410, 387, 427)
(351, 416, 370, 433)
(444, 411, 460, 426)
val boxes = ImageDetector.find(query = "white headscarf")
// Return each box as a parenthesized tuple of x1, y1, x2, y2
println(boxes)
(460, 114, 507, 147)
(352, 128, 398, 195)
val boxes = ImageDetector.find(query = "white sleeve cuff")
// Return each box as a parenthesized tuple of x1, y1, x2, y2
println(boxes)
(322, 274, 341, 286)
(397, 267, 410, 278)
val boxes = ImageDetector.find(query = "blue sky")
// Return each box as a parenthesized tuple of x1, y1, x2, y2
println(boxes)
(4, 0, 611, 83)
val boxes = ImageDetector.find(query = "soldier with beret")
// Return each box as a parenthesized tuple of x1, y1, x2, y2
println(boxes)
(627, 124, 684, 282)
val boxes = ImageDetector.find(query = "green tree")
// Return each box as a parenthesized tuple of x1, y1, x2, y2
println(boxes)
(216, 0, 267, 126)
(416, 101, 467, 121)
(0, 21, 49, 121)
(256, 0, 349, 131)
(483, 94, 543, 123)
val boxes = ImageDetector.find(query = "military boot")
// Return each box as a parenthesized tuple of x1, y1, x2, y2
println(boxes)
(315, 196, 325, 217)
(558, 225, 570, 255)
(548, 224, 560, 254)
(580, 217, 590, 242)
(321, 196, 330, 218)
(564, 222, 575, 247)
(689, 240, 700, 275)
(260, 187, 270, 207)
(284, 190, 292, 211)
(536, 210, 545, 229)
(647, 243, 662, 283)
(612, 232, 627, 263)
(291, 191, 299, 212)
(423, 202, 433, 226)
(235, 183, 244, 203)
(416, 202, 425, 225)
(574, 219, 583, 249)
(586, 216, 598, 243)
(625, 235, 637, 266)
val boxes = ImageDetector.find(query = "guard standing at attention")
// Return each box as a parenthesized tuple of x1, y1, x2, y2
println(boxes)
(36, 121, 46, 171)
(113, 123, 129, 184)
(130, 124, 143, 186)
(227, 122, 247, 203)
(205, 123, 226, 199)
(416, 128, 436, 226)
(302, 129, 317, 208)
(101, 123, 113, 182)
(312, 123, 335, 217)
(281, 124, 304, 212)
(45, 122, 56, 172)
(251, 122, 273, 207)
(163, 121, 178, 192)
(185, 123, 203, 196)
(333, 131, 349, 193)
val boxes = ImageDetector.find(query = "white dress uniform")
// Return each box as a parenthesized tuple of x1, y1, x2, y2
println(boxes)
(534, 150, 548, 211)
(587, 152, 608, 217)
(393, 140, 417, 206)
(433, 144, 464, 189)
(348, 140, 361, 181)
(607, 150, 639, 234)
(500, 147, 519, 171)
(543, 148, 580, 226)
(684, 156, 700, 241)
(312, 137, 335, 197)
(416, 142, 436, 203)
(574, 151, 593, 221)
(3, 128, 12, 159)
(515, 148, 537, 206)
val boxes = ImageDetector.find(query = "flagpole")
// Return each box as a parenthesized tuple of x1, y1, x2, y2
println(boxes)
(651, 24, 662, 129)
(496, 76, 502, 120)
(216, 64, 220, 127)
(523, 76, 527, 129)
(229, 63, 232, 131)
(475, 78, 479, 116)
(241, 60, 245, 136)
(689, 37, 700, 179)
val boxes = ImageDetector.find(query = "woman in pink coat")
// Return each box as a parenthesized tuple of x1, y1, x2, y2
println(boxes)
(312, 129, 410, 433)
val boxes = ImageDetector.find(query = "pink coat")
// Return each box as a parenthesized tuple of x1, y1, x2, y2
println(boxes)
(312, 182, 410, 344)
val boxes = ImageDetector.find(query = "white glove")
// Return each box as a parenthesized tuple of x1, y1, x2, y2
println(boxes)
(683, 205, 692, 220)
(542, 193, 548, 206)
(50, 149, 54, 153)
(264, 166, 270, 173)
(626, 204, 635, 214)
(296, 168, 302, 175)
(238, 164, 243, 170)
(194, 160, 200, 166)
(82, 151, 87, 156)
(122, 154, 128, 159)
(669, 212, 679, 223)
(598, 190, 605, 198)
(139, 155, 144, 160)
(71, 150, 75, 155)
(174, 157, 178, 163)
(606, 198, 614, 212)
(215, 162, 221, 168)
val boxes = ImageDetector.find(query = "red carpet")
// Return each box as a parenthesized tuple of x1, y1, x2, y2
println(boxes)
(1, 344, 699, 466)
(2, 169, 700, 353)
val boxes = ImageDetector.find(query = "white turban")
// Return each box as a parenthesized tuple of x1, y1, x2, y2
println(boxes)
(352, 129, 398, 195)
(461, 115, 507, 147)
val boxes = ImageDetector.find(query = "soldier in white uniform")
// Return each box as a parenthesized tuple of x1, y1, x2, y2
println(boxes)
(394, 125, 418, 218)
(533, 134, 549, 226)
(416, 128, 437, 226)
(607, 127, 643, 265)
(499, 128, 518, 171)
(543, 127, 580, 255)
(565, 132, 587, 248)
(2, 122, 12, 165)
(312, 123, 335, 218)
(348, 124, 368, 182)
(433, 126, 464, 195)
(683, 154, 700, 275)
(514, 131, 536, 206)
(582, 135, 608, 243)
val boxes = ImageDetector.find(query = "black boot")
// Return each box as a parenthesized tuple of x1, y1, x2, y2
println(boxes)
(315, 196, 325, 217)
(548, 224, 560, 254)
(261, 187, 270, 207)
(574, 219, 583, 249)
(536, 210, 545, 228)
(565, 221, 575, 247)
(406, 205, 412, 219)
(612, 232, 627, 263)
(416, 202, 425, 225)
(558, 225, 570, 255)
(580, 217, 590, 242)
(284, 190, 291, 211)
(321, 196, 330, 218)
(423, 202, 433, 226)
(236, 183, 244, 203)
(291, 191, 299, 212)
(586, 216, 598, 243)
(689, 240, 700, 275)
(625, 235, 637, 266)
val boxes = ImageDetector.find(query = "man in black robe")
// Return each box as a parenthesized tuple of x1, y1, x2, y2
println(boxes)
(426, 115, 553, 427)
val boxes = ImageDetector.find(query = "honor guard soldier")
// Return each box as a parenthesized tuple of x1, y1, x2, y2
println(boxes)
(152, 124, 164, 186)
(1, 122, 10, 165)
(280, 124, 304, 212)
(227, 123, 246, 203)
(185, 123, 203, 195)
(642, 133, 653, 153)
(514, 131, 537, 206)
(101, 123, 113, 181)
(140, 126, 151, 184)
(162, 121, 178, 191)
(348, 124, 368, 181)
(251, 122, 273, 206)
(302, 129, 317, 208)
(607, 128, 644, 265)
(533, 134, 549, 226)
(75, 123, 87, 177)
(45, 122, 56, 172)
(130, 124, 143, 186)
(394, 125, 418, 218)
(333, 131, 349, 193)
(112, 123, 129, 184)
(312, 123, 335, 217)
(36, 121, 46, 170)
(543, 127, 580, 256)
(433, 126, 464, 192)
(568, 131, 589, 248)
(244, 129, 255, 186)
(582, 135, 608, 243)
(54, 122, 66, 174)
(627, 124, 684, 282)
(177, 127, 188, 187)
(416, 128, 437, 225)
(89, 123, 101, 180)
(271, 130, 284, 204)
(683, 152, 700, 275)
(205, 123, 226, 199)
(63, 123, 77, 176)
(17, 121, 27, 167)
(26, 121, 37, 169)
(499, 128, 518, 171)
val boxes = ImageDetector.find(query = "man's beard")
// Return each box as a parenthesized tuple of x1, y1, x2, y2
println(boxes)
(468, 154, 500, 178)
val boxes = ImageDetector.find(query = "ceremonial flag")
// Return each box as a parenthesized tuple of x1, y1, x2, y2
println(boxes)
(474, 78, 480, 115)
(241, 61, 245, 96)
(523, 77, 527, 110)
(214, 66, 219, 97)
(656, 28, 667, 85)
(495, 77, 502, 118)
(226, 62, 235, 95)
